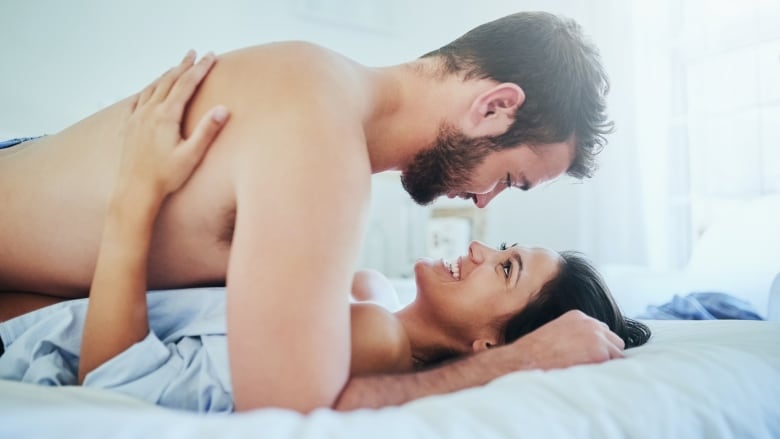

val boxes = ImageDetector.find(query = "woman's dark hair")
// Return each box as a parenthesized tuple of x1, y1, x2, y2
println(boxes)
(421, 11, 614, 179)
(503, 251, 651, 348)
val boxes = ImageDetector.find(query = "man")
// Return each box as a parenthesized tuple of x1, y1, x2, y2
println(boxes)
(0, 12, 616, 412)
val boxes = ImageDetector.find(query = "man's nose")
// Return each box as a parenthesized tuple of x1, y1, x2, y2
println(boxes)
(474, 186, 504, 208)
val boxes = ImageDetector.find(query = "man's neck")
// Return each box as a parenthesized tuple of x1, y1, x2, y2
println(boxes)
(362, 59, 464, 174)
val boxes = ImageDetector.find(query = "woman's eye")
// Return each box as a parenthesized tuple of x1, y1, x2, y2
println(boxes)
(502, 261, 511, 278)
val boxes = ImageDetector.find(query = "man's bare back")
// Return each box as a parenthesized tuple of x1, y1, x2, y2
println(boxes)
(0, 42, 371, 299)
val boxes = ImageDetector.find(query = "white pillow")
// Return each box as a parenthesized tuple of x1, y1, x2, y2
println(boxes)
(769, 273, 780, 321)
(684, 195, 780, 318)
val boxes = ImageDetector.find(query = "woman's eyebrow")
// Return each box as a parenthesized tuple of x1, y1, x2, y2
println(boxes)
(518, 176, 531, 191)
(511, 252, 522, 288)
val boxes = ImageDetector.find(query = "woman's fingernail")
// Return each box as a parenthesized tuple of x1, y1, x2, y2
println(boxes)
(212, 106, 229, 123)
(199, 52, 216, 64)
(183, 49, 196, 62)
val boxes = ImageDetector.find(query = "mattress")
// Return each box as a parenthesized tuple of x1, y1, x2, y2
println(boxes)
(1, 320, 778, 438)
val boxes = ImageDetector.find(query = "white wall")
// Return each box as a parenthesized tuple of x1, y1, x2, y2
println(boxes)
(0, 0, 645, 277)
(0, 0, 417, 135)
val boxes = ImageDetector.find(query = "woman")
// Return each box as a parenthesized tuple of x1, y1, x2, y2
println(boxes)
(0, 242, 650, 406)
(0, 54, 649, 412)
(351, 245, 650, 372)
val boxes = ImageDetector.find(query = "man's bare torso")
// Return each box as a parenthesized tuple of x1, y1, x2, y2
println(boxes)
(0, 42, 372, 300)
(0, 95, 233, 297)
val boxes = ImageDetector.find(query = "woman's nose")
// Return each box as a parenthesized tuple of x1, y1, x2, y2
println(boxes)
(468, 241, 489, 264)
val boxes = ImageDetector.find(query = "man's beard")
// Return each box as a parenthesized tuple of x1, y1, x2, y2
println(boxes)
(401, 124, 498, 205)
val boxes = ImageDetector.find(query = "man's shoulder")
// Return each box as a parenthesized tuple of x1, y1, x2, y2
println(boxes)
(232, 40, 343, 59)
(220, 41, 363, 90)
(212, 42, 371, 148)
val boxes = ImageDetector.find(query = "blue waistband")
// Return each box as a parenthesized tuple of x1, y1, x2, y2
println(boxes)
(0, 136, 41, 149)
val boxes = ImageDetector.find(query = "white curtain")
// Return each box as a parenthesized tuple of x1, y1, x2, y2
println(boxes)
(628, 0, 780, 270)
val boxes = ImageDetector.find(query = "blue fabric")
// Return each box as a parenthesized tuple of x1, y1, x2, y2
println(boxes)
(638, 292, 764, 320)
(0, 288, 235, 412)
(0, 136, 41, 149)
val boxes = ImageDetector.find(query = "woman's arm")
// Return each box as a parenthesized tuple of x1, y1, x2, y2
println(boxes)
(77, 51, 229, 384)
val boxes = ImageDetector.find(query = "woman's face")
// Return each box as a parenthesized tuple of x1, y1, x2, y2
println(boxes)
(413, 241, 562, 348)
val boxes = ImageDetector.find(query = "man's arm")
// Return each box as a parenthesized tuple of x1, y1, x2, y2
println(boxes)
(78, 52, 228, 383)
(227, 118, 369, 412)
(334, 310, 625, 410)
(218, 46, 372, 412)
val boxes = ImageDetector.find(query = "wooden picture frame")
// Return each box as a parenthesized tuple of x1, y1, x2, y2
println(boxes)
(426, 207, 486, 259)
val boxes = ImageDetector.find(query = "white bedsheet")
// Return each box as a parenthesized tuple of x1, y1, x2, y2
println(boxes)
(1, 320, 778, 438)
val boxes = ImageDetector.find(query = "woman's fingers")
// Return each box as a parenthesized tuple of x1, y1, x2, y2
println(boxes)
(179, 105, 229, 169)
(133, 50, 218, 115)
(164, 105, 229, 193)
(120, 50, 228, 194)
(135, 50, 194, 108)
(164, 52, 218, 117)
(149, 50, 197, 104)
(136, 78, 158, 108)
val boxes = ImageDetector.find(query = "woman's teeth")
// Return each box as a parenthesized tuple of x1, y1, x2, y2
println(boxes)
(443, 258, 460, 280)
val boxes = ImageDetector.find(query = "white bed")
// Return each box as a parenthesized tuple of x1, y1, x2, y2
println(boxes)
(1, 319, 778, 438)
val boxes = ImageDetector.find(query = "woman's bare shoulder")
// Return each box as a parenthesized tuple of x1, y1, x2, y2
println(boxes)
(349, 303, 412, 376)
(351, 269, 401, 310)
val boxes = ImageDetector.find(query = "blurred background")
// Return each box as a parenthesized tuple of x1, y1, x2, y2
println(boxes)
(1, 0, 778, 316)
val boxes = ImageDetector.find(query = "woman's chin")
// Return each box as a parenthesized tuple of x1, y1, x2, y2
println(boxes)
(412, 258, 432, 278)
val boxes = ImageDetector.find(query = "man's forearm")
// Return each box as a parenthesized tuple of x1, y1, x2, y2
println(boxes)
(335, 309, 626, 410)
(334, 344, 531, 410)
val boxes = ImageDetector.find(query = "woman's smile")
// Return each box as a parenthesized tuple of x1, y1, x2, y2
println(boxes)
(442, 257, 461, 280)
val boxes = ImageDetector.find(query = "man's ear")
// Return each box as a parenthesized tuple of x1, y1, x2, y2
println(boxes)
(465, 83, 525, 137)
(471, 338, 498, 353)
